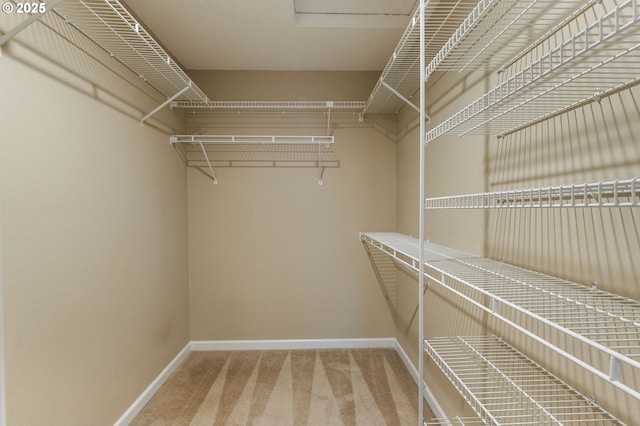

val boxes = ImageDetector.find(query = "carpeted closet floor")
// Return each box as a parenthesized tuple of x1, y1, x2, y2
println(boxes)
(131, 348, 433, 425)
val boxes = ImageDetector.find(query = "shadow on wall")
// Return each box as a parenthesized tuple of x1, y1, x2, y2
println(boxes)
(0, 9, 182, 135)
(485, 87, 640, 299)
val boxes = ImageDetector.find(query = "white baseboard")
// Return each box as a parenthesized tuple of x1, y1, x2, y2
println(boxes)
(113, 342, 191, 426)
(115, 337, 446, 425)
(190, 337, 397, 351)
(393, 340, 448, 422)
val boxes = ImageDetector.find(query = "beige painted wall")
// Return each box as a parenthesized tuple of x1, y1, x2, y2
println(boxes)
(186, 71, 397, 341)
(0, 12, 189, 426)
(394, 37, 640, 426)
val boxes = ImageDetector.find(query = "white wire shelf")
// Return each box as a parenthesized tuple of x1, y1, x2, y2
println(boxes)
(359, 232, 640, 401)
(425, 336, 623, 425)
(171, 135, 339, 184)
(171, 100, 366, 111)
(425, 177, 640, 209)
(363, 1, 476, 115)
(53, 0, 209, 104)
(426, 0, 640, 142)
(426, 0, 593, 77)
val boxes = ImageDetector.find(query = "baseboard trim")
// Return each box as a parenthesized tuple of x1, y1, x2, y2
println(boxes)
(393, 340, 448, 421)
(113, 342, 191, 426)
(190, 337, 397, 351)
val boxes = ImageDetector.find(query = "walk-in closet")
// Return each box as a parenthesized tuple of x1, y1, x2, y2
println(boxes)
(1, 0, 638, 424)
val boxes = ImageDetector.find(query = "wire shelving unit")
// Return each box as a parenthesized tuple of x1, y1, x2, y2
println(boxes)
(359, 232, 640, 402)
(425, 0, 593, 76)
(363, 0, 593, 116)
(53, 0, 209, 124)
(426, 0, 640, 141)
(425, 177, 640, 209)
(171, 135, 338, 185)
(172, 100, 366, 111)
(424, 336, 624, 425)
(363, 0, 476, 115)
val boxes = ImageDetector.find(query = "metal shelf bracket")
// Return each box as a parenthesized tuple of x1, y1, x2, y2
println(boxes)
(140, 84, 191, 126)
(381, 81, 430, 122)
(198, 141, 217, 185)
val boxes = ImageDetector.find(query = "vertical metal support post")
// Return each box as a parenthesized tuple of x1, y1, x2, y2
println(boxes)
(0, 210, 5, 426)
(418, 0, 426, 424)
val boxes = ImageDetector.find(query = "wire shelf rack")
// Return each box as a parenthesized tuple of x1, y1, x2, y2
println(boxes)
(425, 177, 640, 209)
(363, 0, 476, 115)
(53, 0, 208, 103)
(426, 0, 640, 142)
(171, 135, 339, 168)
(425, 336, 624, 425)
(424, 418, 495, 425)
(426, 0, 593, 77)
(172, 100, 366, 111)
(359, 232, 640, 401)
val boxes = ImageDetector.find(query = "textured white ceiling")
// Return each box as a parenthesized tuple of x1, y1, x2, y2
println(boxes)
(123, 0, 415, 71)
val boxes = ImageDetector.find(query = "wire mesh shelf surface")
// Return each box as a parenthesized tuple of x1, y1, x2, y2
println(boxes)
(427, 0, 640, 141)
(54, 0, 208, 102)
(425, 177, 640, 209)
(364, 0, 476, 115)
(171, 135, 339, 168)
(425, 336, 624, 425)
(359, 232, 640, 400)
(426, 0, 592, 76)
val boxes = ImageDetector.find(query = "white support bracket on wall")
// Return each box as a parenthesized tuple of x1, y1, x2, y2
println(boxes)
(198, 141, 218, 185)
(0, 0, 66, 57)
(140, 84, 191, 126)
(381, 81, 430, 122)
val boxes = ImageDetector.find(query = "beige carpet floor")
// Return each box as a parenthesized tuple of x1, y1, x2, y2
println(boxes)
(131, 348, 433, 425)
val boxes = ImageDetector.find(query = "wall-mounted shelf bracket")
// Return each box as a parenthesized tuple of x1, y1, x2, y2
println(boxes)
(140, 84, 190, 126)
(381, 81, 430, 122)
(198, 141, 217, 184)
(318, 166, 326, 186)
(0, 0, 66, 57)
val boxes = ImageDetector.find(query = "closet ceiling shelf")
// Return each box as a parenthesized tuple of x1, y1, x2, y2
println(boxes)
(427, 0, 640, 142)
(425, 336, 623, 425)
(359, 232, 640, 400)
(425, 177, 640, 209)
(53, 0, 209, 103)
